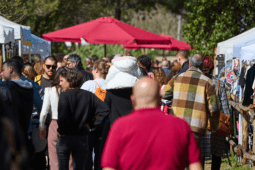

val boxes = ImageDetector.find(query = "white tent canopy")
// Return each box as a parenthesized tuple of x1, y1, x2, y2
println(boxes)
(217, 27, 255, 56)
(233, 33, 255, 59)
(21, 34, 51, 60)
(225, 49, 233, 62)
(0, 25, 15, 44)
(0, 16, 31, 40)
(241, 43, 255, 61)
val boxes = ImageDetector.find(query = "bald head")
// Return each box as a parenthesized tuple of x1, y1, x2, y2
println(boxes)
(132, 77, 159, 109)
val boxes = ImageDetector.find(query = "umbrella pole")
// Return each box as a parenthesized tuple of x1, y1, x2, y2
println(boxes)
(163, 50, 165, 57)
(104, 44, 106, 57)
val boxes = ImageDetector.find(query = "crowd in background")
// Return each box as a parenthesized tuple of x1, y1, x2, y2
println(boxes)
(0, 50, 231, 170)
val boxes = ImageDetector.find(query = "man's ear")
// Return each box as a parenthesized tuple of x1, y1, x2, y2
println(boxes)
(9, 66, 13, 74)
(130, 95, 136, 107)
(189, 62, 192, 68)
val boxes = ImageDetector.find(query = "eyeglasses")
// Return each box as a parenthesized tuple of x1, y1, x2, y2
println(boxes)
(66, 62, 72, 66)
(45, 64, 57, 69)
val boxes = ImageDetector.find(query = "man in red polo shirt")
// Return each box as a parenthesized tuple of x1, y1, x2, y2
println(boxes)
(101, 77, 202, 170)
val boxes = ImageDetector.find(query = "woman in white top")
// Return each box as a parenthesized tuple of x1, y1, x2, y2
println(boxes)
(81, 60, 109, 93)
(80, 60, 110, 170)
(39, 68, 73, 170)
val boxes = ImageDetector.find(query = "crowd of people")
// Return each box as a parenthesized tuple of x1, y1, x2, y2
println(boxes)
(0, 50, 231, 170)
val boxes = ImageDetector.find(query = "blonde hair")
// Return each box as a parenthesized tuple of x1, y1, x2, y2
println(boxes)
(93, 60, 110, 79)
(34, 60, 44, 75)
(22, 64, 36, 80)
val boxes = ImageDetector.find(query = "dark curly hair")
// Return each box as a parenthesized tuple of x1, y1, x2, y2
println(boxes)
(137, 55, 151, 72)
(58, 67, 84, 89)
(51, 68, 67, 96)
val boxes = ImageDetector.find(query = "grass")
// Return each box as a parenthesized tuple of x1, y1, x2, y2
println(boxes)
(204, 153, 252, 170)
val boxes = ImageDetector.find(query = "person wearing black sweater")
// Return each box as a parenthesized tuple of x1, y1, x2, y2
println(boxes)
(1, 59, 34, 168)
(0, 85, 32, 170)
(56, 68, 109, 170)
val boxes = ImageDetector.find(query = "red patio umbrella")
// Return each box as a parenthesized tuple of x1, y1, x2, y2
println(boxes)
(160, 35, 191, 50)
(42, 17, 170, 45)
(124, 34, 190, 51)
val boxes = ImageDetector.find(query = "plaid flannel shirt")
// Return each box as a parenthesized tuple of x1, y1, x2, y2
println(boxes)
(163, 67, 220, 135)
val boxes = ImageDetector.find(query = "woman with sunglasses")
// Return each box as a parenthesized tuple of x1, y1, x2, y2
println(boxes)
(81, 60, 110, 94)
(57, 67, 109, 170)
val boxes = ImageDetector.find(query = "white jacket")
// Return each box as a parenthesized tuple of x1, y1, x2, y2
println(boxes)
(105, 56, 143, 89)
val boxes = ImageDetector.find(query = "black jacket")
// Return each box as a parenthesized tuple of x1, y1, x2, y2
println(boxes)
(0, 85, 14, 117)
(239, 66, 246, 87)
(0, 85, 30, 170)
(104, 88, 133, 125)
(80, 68, 93, 82)
(5, 81, 34, 135)
(178, 60, 189, 74)
(58, 89, 110, 136)
(243, 65, 255, 105)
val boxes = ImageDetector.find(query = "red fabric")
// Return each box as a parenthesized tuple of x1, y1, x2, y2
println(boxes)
(101, 108, 201, 170)
(124, 34, 191, 51)
(203, 56, 214, 70)
(163, 105, 170, 113)
(42, 17, 170, 45)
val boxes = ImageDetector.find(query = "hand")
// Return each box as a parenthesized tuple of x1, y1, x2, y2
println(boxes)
(40, 129, 46, 140)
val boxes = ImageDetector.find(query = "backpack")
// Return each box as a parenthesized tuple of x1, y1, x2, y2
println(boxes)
(207, 79, 232, 135)
(35, 75, 42, 86)
(94, 81, 106, 101)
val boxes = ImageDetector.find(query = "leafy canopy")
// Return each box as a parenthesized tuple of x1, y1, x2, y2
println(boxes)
(183, 0, 255, 57)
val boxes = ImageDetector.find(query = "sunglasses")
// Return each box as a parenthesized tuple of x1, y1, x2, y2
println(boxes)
(91, 68, 95, 70)
(45, 64, 57, 69)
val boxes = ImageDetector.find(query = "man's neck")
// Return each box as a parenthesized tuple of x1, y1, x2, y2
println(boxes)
(42, 73, 52, 80)
(134, 104, 158, 110)
(11, 75, 21, 81)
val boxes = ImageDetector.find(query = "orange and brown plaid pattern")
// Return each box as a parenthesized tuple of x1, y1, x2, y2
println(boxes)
(163, 67, 220, 135)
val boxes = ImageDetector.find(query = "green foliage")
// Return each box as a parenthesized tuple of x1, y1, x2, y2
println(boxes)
(183, 0, 255, 57)
(68, 44, 162, 68)
(220, 153, 252, 170)
(0, 0, 189, 57)
(0, 0, 59, 22)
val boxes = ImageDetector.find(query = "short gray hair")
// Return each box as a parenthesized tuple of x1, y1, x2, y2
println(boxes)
(190, 54, 203, 68)
(67, 54, 83, 69)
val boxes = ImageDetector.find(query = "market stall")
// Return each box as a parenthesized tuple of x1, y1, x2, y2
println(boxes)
(0, 16, 32, 56)
(21, 34, 51, 61)
(0, 24, 15, 71)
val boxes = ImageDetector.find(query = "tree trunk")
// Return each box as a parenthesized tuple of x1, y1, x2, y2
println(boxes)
(242, 111, 249, 164)
(115, 0, 121, 20)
